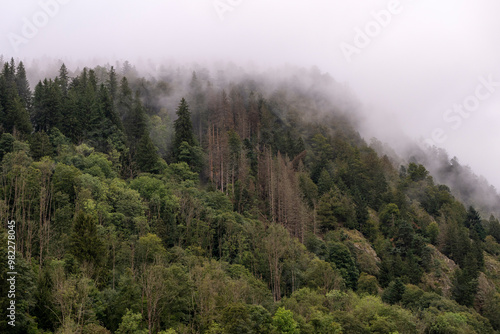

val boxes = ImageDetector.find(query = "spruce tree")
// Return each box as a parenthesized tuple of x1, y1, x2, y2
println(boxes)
(15, 61, 32, 110)
(172, 98, 196, 161)
(117, 77, 133, 119)
(107, 66, 118, 103)
(123, 91, 147, 146)
(58, 63, 69, 96)
(32, 79, 63, 132)
(3, 82, 32, 135)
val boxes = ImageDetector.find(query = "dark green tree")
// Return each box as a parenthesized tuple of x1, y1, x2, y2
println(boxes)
(15, 61, 31, 110)
(489, 215, 500, 243)
(451, 266, 478, 307)
(0, 132, 14, 161)
(107, 66, 118, 103)
(0, 65, 32, 135)
(30, 131, 53, 160)
(326, 241, 359, 290)
(123, 91, 147, 147)
(117, 77, 133, 120)
(70, 211, 105, 269)
(135, 135, 159, 173)
(466, 206, 486, 241)
(382, 278, 406, 304)
(58, 63, 69, 96)
(172, 98, 196, 160)
(32, 79, 63, 132)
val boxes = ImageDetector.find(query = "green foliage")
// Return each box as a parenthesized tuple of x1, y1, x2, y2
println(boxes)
(135, 134, 160, 173)
(272, 307, 299, 334)
(70, 212, 105, 270)
(326, 241, 359, 290)
(220, 303, 272, 334)
(357, 273, 379, 296)
(30, 131, 53, 160)
(451, 267, 479, 307)
(382, 278, 406, 305)
(318, 188, 357, 231)
(177, 140, 203, 172)
(379, 203, 399, 237)
(172, 98, 196, 160)
(0, 132, 15, 160)
(426, 221, 440, 245)
(305, 258, 343, 293)
(116, 309, 148, 334)
(407, 162, 429, 182)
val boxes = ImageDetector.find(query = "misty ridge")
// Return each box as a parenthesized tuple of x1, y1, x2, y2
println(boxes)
(9, 55, 500, 218)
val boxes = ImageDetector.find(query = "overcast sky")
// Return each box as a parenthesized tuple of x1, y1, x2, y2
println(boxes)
(1, 0, 500, 189)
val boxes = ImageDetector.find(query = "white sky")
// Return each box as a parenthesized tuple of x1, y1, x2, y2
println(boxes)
(1, 0, 500, 189)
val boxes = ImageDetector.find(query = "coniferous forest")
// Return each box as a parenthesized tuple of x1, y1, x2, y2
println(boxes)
(1, 58, 500, 334)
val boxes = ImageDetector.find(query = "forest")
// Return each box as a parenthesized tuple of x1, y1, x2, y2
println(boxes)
(1, 58, 500, 333)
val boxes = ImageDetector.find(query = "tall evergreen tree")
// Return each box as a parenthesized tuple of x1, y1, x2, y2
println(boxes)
(58, 63, 69, 96)
(15, 61, 31, 110)
(107, 66, 118, 103)
(172, 97, 196, 161)
(117, 77, 133, 120)
(32, 79, 63, 132)
(123, 91, 147, 147)
(2, 81, 32, 136)
(466, 206, 486, 241)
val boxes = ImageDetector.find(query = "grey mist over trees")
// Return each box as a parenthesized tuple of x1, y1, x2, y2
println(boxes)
(1, 1, 500, 191)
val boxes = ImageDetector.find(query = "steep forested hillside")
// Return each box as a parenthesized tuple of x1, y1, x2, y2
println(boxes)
(1, 59, 500, 334)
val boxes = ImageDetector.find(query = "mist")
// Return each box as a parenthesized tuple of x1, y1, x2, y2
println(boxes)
(1, 0, 500, 190)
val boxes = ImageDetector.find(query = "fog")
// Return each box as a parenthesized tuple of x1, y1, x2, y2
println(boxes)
(1, 0, 500, 189)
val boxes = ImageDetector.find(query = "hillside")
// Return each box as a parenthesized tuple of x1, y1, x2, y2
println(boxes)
(1, 59, 500, 333)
